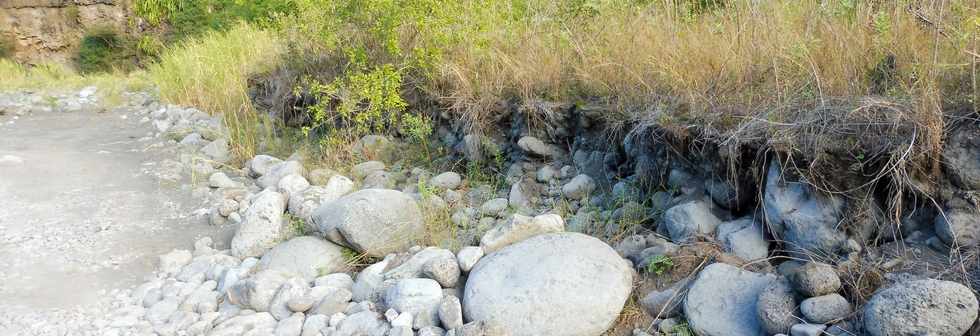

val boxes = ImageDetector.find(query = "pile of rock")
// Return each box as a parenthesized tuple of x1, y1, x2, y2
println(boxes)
(96, 142, 643, 336)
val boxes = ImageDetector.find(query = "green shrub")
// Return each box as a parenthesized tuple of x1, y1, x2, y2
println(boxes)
(646, 255, 674, 276)
(77, 27, 130, 73)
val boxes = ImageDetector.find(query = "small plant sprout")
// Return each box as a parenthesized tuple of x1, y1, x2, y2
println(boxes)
(646, 255, 674, 276)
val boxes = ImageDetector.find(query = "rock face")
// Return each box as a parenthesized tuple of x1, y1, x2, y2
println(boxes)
(255, 236, 348, 281)
(231, 190, 287, 258)
(684, 263, 776, 336)
(0, 0, 129, 63)
(763, 162, 846, 256)
(943, 124, 980, 190)
(464, 232, 633, 336)
(311, 189, 424, 257)
(864, 279, 979, 336)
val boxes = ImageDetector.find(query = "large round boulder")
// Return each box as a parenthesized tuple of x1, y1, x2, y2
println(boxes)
(864, 279, 978, 336)
(255, 236, 348, 281)
(684, 263, 776, 336)
(311, 189, 424, 257)
(463, 232, 633, 336)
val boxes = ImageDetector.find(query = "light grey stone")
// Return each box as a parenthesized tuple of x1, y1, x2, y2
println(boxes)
(314, 273, 354, 291)
(561, 174, 595, 199)
(455, 320, 508, 336)
(517, 136, 555, 158)
(275, 313, 305, 336)
(935, 200, 980, 248)
(353, 256, 393, 302)
(256, 236, 348, 281)
(431, 172, 462, 189)
(278, 174, 311, 200)
(309, 287, 353, 316)
(943, 124, 980, 189)
(353, 161, 386, 179)
(209, 172, 242, 189)
(663, 200, 721, 242)
(479, 198, 509, 217)
(464, 233, 632, 336)
(800, 293, 851, 324)
(335, 311, 390, 336)
(249, 155, 284, 177)
(456, 246, 484, 273)
(384, 278, 444, 329)
(764, 162, 846, 256)
(231, 190, 287, 258)
(202, 138, 231, 163)
(237, 270, 292, 312)
(301, 314, 327, 336)
(311, 189, 424, 257)
(716, 217, 768, 261)
(479, 213, 564, 253)
(270, 278, 311, 320)
(438, 295, 464, 330)
(210, 312, 277, 336)
(864, 279, 979, 336)
(684, 263, 776, 336)
(788, 262, 841, 297)
(757, 277, 799, 335)
(259, 160, 306, 189)
(287, 175, 354, 223)
(790, 323, 826, 336)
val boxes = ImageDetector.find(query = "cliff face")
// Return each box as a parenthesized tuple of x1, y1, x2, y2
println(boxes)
(0, 0, 130, 64)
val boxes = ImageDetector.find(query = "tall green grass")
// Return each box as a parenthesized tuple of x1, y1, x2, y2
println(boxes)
(148, 24, 285, 162)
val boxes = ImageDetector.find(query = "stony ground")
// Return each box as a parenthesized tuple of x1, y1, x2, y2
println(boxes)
(0, 88, 976, 336)
(0, 90, 234, 335)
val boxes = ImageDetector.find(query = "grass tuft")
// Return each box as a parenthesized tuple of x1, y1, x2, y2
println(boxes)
(148, 24, 285, 162)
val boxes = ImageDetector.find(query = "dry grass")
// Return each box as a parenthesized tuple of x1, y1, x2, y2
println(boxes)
(433, 0, 975, 164)
(0, 59, 150, 105)
(148, 24, 285, 163)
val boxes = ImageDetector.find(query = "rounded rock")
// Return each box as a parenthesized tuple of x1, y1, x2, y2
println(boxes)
(311, 189, 424, 257)
(256, 236, 349, 281)
(800, 293, 851, 324)
(864, 279, 978, 336)
(464, 232, 633, 336)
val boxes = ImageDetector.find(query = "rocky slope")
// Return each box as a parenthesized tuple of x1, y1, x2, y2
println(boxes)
(1, 87, 978, 336)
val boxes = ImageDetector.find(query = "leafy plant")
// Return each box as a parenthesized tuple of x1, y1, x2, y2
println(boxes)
(77, 26, 129, 73)
(670, 321, 694, 336)
(646, 255, 674, 275)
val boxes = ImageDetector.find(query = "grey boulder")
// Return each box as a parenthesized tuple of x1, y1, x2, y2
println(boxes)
(684, 263, 776, 336)
(311, 189, 424, 257)
(256, 236, 349, 281)
(231, 190, 288, 258)
(864, 279, 978, 336)
(663, 200, 722, 242)
(464, 232, 633, 336)
(763, 161, 846, 257)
